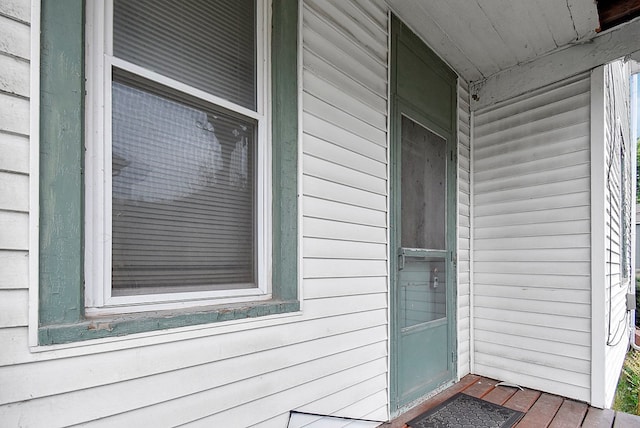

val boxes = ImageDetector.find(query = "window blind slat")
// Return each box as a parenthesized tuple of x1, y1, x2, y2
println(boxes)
(113, 0, 257, 110)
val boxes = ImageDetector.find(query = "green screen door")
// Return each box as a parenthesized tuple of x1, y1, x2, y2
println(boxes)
(391, 15, 457, 411)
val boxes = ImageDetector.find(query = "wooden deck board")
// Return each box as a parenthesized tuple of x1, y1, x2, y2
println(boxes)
(512, 393, 564, 428)
(483, 385, 520, 405)
(548, 399, 588, 428)
(462, 377, 499, 398)
(503, 389, 542, 413)
(613, 411, 640, 427)
(582, 408, 615, 428)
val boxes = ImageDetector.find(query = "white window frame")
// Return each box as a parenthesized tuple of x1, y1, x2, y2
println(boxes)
(84, 0, 272, 315)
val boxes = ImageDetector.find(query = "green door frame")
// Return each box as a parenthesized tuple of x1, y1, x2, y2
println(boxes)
(389, 14, 458, 413)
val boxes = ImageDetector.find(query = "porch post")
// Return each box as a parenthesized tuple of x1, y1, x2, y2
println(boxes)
(590, 65, 606, 409)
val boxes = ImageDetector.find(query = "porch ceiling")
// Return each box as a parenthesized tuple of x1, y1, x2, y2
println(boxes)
(386, 0, 601, 83)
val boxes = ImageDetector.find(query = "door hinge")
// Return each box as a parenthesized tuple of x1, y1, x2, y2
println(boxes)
(452, 352, 457, 363)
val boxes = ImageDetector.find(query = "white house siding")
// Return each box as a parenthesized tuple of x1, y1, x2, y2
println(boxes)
(0, 0, 31, 370)
(457, 79, 472, 378)
(601, 60, 633, 407)
(0, 1, 390, 427)
(298, 0, 390, 420)
(472, 74, 592, 402)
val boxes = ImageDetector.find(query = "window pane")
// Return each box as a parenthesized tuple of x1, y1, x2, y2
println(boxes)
(399, 257, 446, 329)
(111, 72, 256, 295)
(113, 0, 257, 110)
(401, 116, 447, 250)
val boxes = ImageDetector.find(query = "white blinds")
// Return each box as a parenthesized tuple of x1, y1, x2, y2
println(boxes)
(110, 1, 258, 296)
(113, 0, 257, 110)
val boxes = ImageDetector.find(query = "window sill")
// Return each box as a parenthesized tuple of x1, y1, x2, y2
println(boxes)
(38, 299, 300, 346)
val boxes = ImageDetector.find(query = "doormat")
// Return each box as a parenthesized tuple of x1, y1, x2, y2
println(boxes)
(406, 393, 524, 428)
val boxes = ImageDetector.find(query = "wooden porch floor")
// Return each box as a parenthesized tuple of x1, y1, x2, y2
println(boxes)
(380, 374, 640, 428)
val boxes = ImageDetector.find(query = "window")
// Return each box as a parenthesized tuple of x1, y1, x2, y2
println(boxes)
(38, 0, 298, 345)
(85, 0, 271, 313)
(620, 124, 632, 281)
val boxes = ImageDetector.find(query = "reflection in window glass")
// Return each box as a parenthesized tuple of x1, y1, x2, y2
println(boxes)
(111, 76, 256, 295)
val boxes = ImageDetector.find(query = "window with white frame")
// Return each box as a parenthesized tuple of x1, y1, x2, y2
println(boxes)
(85, 0, 271, 313)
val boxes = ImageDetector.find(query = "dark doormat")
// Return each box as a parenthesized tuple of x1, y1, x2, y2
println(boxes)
(406, 393, 524, 428)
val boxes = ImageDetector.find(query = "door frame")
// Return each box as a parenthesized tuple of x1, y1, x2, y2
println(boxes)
(389, 14, 459, 413)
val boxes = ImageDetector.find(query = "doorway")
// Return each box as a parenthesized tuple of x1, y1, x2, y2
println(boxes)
(390, 15, 458, 412)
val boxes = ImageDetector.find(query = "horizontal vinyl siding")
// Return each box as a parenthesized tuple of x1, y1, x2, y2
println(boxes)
(602, 60, 632, 407)
(457, 79, 471, 377)
(0, 0, 33, 425)
(0, 0, 30, 354)
(0, 1, 392, 427)
(1, 318, 389, 426)
(299, 0, 389, 421)
(472, 74, 592, 402)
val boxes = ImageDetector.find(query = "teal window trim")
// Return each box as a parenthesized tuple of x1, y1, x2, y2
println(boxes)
(38, 0, 299, 346)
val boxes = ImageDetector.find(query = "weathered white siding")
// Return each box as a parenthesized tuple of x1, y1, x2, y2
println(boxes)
(0, 0, 30, 375)
(298, 0, 390, 420)
(0, 1, 390, 426)
(472, 74, 592, 402)
(601, 60, 633, 407)
(457, 79, 471, 377)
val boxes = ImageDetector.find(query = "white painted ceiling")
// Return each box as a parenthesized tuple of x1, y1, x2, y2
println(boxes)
(387, 0, 601, 83)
